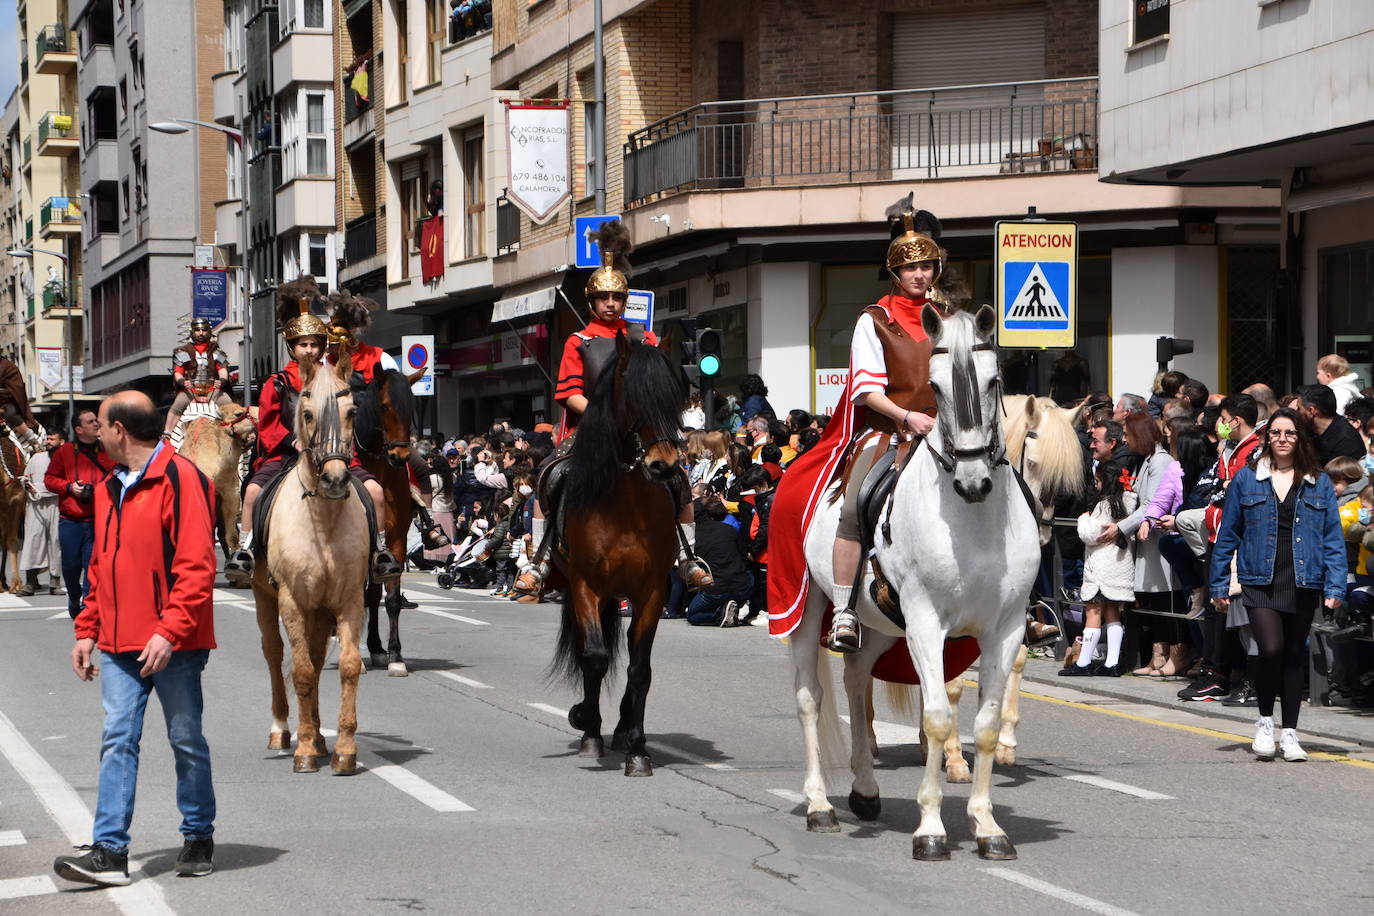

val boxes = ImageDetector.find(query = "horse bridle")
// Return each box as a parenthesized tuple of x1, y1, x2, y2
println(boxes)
(621, 424, 682, 476)
(925, 341, 1007, 473)
(299, 386, 353, 497)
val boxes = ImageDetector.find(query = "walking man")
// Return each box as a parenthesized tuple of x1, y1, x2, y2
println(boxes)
(44, 409, 115, 617)
(53, 391, 219, 887)
(17, 429, 65, 596)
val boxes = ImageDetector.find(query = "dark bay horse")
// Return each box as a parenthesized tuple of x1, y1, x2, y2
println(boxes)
(355, 368, 417, 675)
(550, 332, 686, 777)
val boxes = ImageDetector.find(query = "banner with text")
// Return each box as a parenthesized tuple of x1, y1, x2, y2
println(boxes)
(503, 99, 571, 224)
(191, 268, 229, 326)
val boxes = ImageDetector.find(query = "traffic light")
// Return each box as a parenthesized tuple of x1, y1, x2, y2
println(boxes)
(1156, 336, 1194, 373)
(694, 327, 722, 378)
(678, 319, 723, 428)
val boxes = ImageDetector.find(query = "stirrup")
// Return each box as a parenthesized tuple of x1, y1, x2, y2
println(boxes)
(1025, 613, 1060, 648)
(225, 549, 254, 584)
(678, 557, 713, 592)
(372, 549, 403, 579)
(827, 611, 861, 654)
(514, 564, 545, 594)
(421, 525, 451, 550)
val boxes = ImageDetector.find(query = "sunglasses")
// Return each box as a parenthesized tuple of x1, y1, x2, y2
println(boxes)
(1269, 430, 1299, 440)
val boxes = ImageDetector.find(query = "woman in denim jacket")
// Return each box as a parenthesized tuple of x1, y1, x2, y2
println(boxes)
(1209, 408, 1345, 762)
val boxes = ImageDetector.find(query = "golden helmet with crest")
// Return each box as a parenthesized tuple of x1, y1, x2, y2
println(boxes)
(883, 193, 945, 286)
(275, 276, 330, 343)
(584, 220, 633, 298)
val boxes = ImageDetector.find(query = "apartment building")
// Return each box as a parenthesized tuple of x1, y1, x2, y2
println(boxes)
(488, 0, 1278, 420)
(12, 0, 89, 423)
(1098, 0, 1374, 393)
(1, 92, 22, 373)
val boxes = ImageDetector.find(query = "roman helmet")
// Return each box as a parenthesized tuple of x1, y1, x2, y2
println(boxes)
(324, 288, 378, 354)
(584, 220, 633, 298)
(189, 317, 215, 336)
(276, 276, 330, 343)
(883, 193, 947, 303)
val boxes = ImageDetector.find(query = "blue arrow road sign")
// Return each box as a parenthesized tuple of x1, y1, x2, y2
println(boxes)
(574, 215, 621, 268)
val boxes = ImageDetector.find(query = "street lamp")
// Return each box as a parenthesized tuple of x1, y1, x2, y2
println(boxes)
(5, 245, 74, 425)
(149, 117, 254, 408)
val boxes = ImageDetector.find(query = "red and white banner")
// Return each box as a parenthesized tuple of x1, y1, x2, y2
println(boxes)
(503, 99, 571, 224)
(420, 214, 444, 282)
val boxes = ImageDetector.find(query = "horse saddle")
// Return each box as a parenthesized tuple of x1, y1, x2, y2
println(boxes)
(253, 456, 380, 582)
(535, 440, 575, 557)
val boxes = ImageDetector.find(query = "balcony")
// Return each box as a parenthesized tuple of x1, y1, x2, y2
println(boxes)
(38, 112, 80, 156)
(42, 279, 80, 314)
(40, 196, 82, 237)
(24, 217, 32, 242)
(35, 25, 77, 75)
(212, 71, 237, 125)
(623, 78, 1099, 205)
(344, 211, 378, 263)
(343, 61, 378, 149)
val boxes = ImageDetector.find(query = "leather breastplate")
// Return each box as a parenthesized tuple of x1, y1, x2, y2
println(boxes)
(578, 324, 647, 394)
(864, 305, 935, 434)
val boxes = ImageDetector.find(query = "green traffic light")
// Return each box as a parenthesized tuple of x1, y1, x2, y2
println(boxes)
(699, 354, 721, 376)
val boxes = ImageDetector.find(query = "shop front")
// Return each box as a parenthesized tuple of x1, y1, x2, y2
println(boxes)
(439, 324, 551, 433)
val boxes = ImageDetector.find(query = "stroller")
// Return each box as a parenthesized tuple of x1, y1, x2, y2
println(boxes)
(435, 519, 496, 590)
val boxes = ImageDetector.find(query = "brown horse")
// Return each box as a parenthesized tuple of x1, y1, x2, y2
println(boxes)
(179, 403, 257, 563)
(252, 354, 370, 775)
(356, 368, 417, 675)
(551, 333, 686, 777)
(0, 438, 26, 592)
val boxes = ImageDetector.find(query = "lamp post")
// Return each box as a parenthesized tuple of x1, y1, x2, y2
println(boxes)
(5, 245, 73, 424)
(149, 117, 254, 407)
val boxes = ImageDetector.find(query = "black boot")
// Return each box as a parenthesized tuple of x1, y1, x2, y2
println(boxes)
(416, 505, 451, 549)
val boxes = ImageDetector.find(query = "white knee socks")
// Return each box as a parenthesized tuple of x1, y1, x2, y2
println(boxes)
(832, 586, 854, 615)
(1077, 627, 1101, 667)
(239, 529, 253, 551)
(1104, 622, 1125, 667)
(530, 516, 546, 549)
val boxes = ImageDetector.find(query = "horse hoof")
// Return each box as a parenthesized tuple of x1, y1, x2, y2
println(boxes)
(913, 835, 950, 861)
(567, 704, 585, 731)
(370, 653, 388, 669)
(330, 753, 358, 775)
(848, 790, 882, 821)
(578, 736, 604, 758)
(610, 731, 629, 752)
(806, 810, 841, 833)
(267, 730, 291, 751)
(946, 765, 973, 785)
(977, 836, 1017, 861)
(995, 744, 1017, 767)
(292, 755, 319, 774)
(387, 662, 408, 677)
(624, 755, 653, 777)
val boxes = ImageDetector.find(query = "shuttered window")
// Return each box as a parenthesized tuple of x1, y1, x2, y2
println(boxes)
(891, 5, 1046, 90)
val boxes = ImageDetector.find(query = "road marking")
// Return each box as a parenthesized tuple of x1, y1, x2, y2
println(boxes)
(1062, 774, 1173, 800)
(213, 589, 246, 602)
(367, 764, 475, 812)
(651, 743, 737, 771)
(528, 702, 569, 718)
(435, 671, 492, 689)
(0, 707, 175, 915)
(0, 593, 28, 608)
(0, 875, 58, 900)
(415, 607, 489, 626)
(0, 829, 27, 846)
(985, 869, 1141, 916)
(768, 788, 806, 804)
(47, 612, 68, 620)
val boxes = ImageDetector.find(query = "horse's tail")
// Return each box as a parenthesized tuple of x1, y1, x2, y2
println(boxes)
(549, 589, 623, 687)
(883, 681, 919, 721)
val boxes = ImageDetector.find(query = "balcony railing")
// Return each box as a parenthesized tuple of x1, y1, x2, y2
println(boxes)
(343, 211, 378, 263)
(343, 58, 374, 124)
(24, 217, 32, 241)
(38, 111, 77, 146)
(22, 138, 30, 164)
(20, 54, 28, 84)
(42, 279, 78, 311)
(41, 196, 82, 230)
(624, 78, 1099, 204)
(35, 25, 71, 62)
(496, 195, 519, 254)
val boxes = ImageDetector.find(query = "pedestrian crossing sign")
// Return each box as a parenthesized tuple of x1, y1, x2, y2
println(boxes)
(995, 220, 1077, 348)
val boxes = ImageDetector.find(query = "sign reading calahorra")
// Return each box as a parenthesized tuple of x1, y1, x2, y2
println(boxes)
(503, 99, 571, 224)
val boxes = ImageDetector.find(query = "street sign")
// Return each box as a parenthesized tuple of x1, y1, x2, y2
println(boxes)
(995, 220, 1077, 349)
(625, 289, 654, 329)
(191, 268, 229, 326)
(402, 334, 435, 396)
(574, 214, 621, 268)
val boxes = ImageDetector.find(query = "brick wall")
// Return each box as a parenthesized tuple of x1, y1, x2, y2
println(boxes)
(197, 0, 227, 244)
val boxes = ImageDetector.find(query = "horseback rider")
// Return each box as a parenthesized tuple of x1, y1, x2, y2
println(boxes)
(162, 318, 235, 439)
(0, 352, 45, 457)
(514, 221, 713, 595)
(224, 283, 402, 584)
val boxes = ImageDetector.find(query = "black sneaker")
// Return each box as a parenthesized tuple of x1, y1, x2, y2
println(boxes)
(1179, 679, 1229, 701)
(175, 838, 214, 877)
(54, 844, 131, 887)
(1221, 680, 1256, 707)
(1058, 663, 1095, 677)
(397, 593, 418, 610)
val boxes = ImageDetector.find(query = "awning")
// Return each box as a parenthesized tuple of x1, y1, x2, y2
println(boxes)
(491, 285, 557, 322)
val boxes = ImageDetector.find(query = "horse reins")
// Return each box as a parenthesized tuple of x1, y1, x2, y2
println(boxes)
(925, 341, 1007, 473)
(299, 387, 353, 498)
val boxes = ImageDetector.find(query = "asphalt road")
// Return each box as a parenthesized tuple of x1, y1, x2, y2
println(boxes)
(2, 574, 1372, 915)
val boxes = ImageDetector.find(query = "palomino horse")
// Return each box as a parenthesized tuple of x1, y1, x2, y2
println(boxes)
(792, 305, 1081, 861)
(550, 332, 685, 777)
(356, 368, 417, 676)
(178, 403, 257, 563)
(252, 354, 369, 774)
(0, 437, 26, 592)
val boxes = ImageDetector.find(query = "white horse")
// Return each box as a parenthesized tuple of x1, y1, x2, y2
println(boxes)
(790, 304, 1080, 861)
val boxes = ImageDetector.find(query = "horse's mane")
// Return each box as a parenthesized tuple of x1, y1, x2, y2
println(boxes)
(355, 368, 414, 451)
(565, 342, 684, 512)
(1002, 394, 1084, 501)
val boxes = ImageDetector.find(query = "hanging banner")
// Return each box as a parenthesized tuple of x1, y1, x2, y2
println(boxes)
(191, 268, 229, 326)
(420, 214, 444, 282)
(503, 99, 571, 224)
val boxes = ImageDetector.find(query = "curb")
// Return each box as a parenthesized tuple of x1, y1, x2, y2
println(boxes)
(1017, 659, 1374, 750)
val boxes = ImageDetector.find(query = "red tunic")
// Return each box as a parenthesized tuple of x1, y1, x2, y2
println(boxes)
(255, 362, 302, 470)
(554, 319, 659, 440)
(330, 342, 385, 384)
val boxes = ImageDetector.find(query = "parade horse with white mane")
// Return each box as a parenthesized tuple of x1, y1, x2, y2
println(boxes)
(787, 304, 1082, 860)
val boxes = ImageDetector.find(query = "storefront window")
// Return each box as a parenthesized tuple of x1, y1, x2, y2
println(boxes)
(1321, 244, 1374, 388)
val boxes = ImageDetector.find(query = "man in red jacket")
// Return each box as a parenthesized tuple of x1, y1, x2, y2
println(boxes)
(53, 391, 218, 888)
(44, 408, 116, 617)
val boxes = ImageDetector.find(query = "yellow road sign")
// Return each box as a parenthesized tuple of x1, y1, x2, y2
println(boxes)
(995, 220, 1078, 348)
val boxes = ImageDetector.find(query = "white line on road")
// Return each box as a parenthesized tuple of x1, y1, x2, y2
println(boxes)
(984, 869, 1142, 916)
(0, 875, 58, 901)
(367, 765, 475, 812)
(435, 671, 493, 689)
(528, 702, 569, 718)
(651, 742, 737, 771)
(0, 828, 27, 846)
(0, 593, 29, 608)
(46, 612, 68, 620)
(415, 607, 489, 626)
(767, 789, 806, 804)
(1063, 774, 1173, 800)
(0, 706, 175, 915)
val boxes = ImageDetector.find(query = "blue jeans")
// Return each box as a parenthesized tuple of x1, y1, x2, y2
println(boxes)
(686, 573, 754, 626)
(93, 650, 215, 854)
(58, 517, 95, 618)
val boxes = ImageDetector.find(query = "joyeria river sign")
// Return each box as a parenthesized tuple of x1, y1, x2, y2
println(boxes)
(995, 220, 1077, 349)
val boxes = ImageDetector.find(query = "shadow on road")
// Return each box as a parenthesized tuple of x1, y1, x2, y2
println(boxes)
(136, 842, 288, 877)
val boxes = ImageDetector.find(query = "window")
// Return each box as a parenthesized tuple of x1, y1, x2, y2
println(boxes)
(280, 89, 332, 180)
(120, 179, 130, 221)
(1133, 0, 1170, 44)
(118, 78, 127, 119)
(398, 158, 429, 276)
(395, 0, 409, 102)
(462, 131, 485, 258)
(282, 0, 328, 35)
(224, 3, 242, 70)
(132, 147, 145, 212)
(305, 0, 325, 29)
(130, 42, 140, 89)
(306, 93, 328, 175)
(226, 137, 240, 199)
(582, 100, 597, 199)
(308, 233, 328, 277)
(427, 0, 444, 83)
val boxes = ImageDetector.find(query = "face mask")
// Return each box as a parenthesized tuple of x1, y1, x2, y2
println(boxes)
(1361, 508, 1373, 526)
(1215, 419, 1232, 440)
(518, 485, 533, 497)
(1362, 455, 1374, 476)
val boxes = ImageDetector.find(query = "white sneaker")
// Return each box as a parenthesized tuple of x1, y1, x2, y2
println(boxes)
(1252, 715, 1276, 759)
(1279, 728, 1308, 762)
